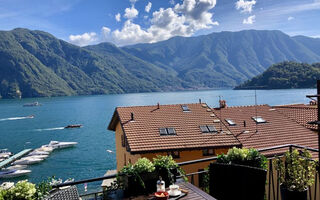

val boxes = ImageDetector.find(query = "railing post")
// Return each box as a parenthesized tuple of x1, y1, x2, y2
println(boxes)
(191, 174, 194, 185)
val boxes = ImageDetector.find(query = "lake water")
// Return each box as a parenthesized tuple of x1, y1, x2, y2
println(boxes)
(0, 88, 316, 192)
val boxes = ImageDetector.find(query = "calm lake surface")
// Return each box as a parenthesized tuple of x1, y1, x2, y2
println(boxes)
(0, 88, 316, 191)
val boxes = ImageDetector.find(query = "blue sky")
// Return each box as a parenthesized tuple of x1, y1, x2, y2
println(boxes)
(0, 0, 319, 46)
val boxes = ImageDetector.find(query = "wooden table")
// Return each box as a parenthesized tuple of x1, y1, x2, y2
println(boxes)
(125, 180, 217, 200)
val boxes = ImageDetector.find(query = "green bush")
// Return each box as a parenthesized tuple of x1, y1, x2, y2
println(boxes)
(275, 149, 316, 192)
(217, 147, 267, 170)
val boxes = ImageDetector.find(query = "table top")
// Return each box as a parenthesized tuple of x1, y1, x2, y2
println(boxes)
(124, 180, 217, 200)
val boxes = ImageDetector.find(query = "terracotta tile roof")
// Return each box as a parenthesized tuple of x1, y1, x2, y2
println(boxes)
(212, 105, 319, 156)
(272, 104, 317, 130)
(109, 103, 241, 153)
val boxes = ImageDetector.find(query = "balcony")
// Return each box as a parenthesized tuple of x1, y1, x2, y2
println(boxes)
(49, 144, 320, 200)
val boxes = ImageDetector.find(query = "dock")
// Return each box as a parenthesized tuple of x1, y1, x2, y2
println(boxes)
(0, 149, 32, 169)
(101, 169, 117, 190)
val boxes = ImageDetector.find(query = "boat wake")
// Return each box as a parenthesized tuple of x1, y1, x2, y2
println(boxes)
(35, 127, 65, 131)
(0, 115, 34, 121)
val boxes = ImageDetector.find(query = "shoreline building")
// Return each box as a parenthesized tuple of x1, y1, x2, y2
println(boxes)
(108, 101, 318, 186)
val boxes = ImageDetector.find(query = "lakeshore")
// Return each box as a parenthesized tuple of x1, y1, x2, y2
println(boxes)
(0, 88, 316, 190)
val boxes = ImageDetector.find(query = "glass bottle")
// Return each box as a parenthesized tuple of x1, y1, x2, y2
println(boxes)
(157, 176, 165, 192)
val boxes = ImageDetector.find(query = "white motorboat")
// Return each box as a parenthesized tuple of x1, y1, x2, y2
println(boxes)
(28, 150, 50, 156)
(0, 169, 31, 178)
(25, 155, 48, 159)
(45, 141, 78, 149)
(13, 157, 43, 165)
(5, 165, 28, 170)
(37, 146, 53, 153)
(0, 154, 10, 159)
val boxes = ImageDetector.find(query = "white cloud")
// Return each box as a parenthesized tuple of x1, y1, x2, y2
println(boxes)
(69, 32, 97, 46)
(288, 16, 294, 21)
(145, 2, 152, 13)
(71, 0, 219, 46)
(243, 15, 256, 24)
(235, 0, 256, 13)
(124, 5, 139, 19)
(115, 13, 121, 22)
(169, 0, 175, 5)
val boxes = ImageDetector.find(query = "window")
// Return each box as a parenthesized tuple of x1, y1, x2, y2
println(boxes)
(203, 148, 215, 156)
(168, 151, 180, 158)
(252, 116, 267, 123)
(181, 105, 190, 112)
(199, 125, 217, 133)
(159, 128, 176, 135)
(121, 135, 125, 147)
(125, 138, 130, 151)
(225, 119, 236, 126)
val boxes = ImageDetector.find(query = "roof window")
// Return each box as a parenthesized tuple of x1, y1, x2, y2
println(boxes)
(159, 128, 176, 136)
(225, 119, 236, 126)
(252, 116, 267, 123)
(200, 125, 217, 133)
(181, 105, 190, 112)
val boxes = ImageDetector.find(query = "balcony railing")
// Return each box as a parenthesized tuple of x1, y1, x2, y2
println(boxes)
(52, 144, 320, 200)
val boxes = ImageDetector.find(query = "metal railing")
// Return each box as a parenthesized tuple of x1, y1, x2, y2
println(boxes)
(51, 144, 319, 200)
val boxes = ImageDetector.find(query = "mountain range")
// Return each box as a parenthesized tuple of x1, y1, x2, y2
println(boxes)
(1, 28, 320, 99)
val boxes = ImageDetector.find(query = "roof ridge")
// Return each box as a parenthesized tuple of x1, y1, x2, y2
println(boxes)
(214, 104, 269, 109)
(116, 102, 203, 109)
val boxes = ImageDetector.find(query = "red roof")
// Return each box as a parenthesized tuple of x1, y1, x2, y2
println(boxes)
(213, 105, 318, 155)
(273, 104, 317, 130)
(108, 103, 241, 153)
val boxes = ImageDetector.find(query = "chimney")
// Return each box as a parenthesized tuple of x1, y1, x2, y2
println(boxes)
(219, 100, 227, 108)
(243, 120, 246, 127)
(157, 102, 160, 109)
(199, 98, 202, 104)
(131, 112, 134, 121)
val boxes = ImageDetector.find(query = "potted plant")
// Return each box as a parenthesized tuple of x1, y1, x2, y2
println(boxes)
(274, 149, 316, 200)
(209, 147, 267, 200)
(119, 157, 157, 196)
(153, 155, 186, 186)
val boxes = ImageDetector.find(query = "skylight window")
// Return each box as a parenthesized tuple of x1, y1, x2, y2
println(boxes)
(167, 128, 176, 135)
(252, 116, 267, 123)
(225, 119, 236, 126)
(159, 128, 176, 136)
(200, 125, 218, 133)
(181, 105, 190, 112)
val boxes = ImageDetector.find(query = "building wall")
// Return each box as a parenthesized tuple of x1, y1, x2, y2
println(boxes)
(142, 148, 230, 186)
(115, 122, 231, 186)
(115, 122, 141, 171)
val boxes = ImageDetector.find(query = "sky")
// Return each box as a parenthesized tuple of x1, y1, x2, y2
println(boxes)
(0, 0, 319, 46)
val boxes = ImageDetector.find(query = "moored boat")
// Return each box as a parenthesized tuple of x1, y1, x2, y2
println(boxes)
(5, 165, 28, 170)
(13, 157, 43, 165)
(45, 141, 78, 149)
(28, 150, 50, 156)
(0, 169, 31, 178)
(37, 146, 54, 153)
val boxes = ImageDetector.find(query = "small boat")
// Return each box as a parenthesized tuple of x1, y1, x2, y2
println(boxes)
(23, 102, 41, 107)
(25, 155, 48, 159)
(0, 153, 11, 159)
(0, 169, 31, 178)
(28, 150, 50, 156)
(64, 124, 82, 129)
(45, 141, 78, 149)
(37, 146, 53, 153)
(5, 165, 28, 170)
(13, 157, 43, 165)
(0, 149, 12, 159)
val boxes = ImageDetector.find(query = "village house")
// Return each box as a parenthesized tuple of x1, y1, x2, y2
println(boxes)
(108, 101, 319, 186)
